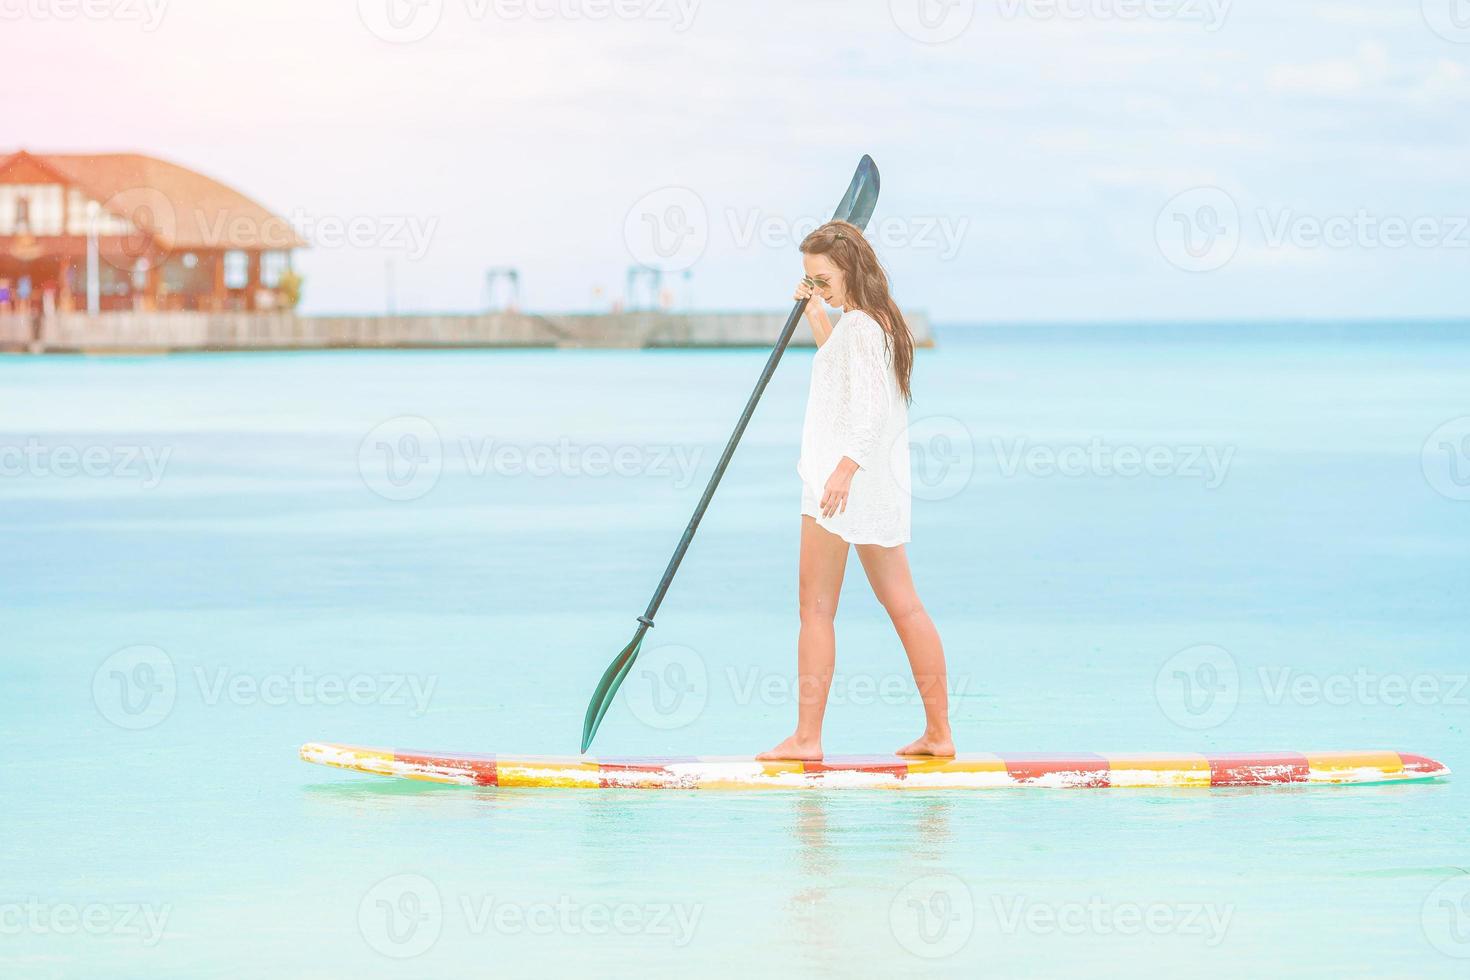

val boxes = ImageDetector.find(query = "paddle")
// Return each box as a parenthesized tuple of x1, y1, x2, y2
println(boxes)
(580, 155, 882, 753)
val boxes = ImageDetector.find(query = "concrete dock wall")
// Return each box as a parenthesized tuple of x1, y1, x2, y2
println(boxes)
(1, 310, 933, 353)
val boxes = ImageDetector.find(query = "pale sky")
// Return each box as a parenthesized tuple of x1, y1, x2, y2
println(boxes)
(9, 0, 1470, 322)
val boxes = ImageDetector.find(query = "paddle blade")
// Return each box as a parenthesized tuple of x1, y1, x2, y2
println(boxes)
(831, 154, 880, 233)
(580, 628, 647, 753)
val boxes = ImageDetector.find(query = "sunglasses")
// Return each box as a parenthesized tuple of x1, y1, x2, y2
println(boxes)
(802, 275, 831, 289)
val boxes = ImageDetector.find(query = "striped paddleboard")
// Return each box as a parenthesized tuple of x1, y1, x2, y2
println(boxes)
(300, 742, 1449, 790)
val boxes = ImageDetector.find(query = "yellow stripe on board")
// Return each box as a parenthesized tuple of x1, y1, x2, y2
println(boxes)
(495, 756, 603, 788)
(903, 755, 1007, 774)
(1304, 751, 1404, 782)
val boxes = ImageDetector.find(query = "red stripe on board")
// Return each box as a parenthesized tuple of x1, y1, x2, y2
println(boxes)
(598, 757, 701, 770)
(596, 758, 699, 789)
(1397, 753, 1445, 776)
(1206, 753, 1308, 786)
(804, 756, 911, 779)
(1000, 754, 1110, 787)
(397, 749, 498, 786)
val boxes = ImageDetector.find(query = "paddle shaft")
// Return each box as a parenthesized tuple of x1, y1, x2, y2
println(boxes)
(637, 298, 809, 627)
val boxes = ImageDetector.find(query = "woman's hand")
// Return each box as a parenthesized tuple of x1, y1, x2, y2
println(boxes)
(821, 458, 860, 518)
(796, 277, 835, 346)
(793, 277, 824, 304)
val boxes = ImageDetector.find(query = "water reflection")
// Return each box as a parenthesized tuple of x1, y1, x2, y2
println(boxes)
(784, 793, 957, 971)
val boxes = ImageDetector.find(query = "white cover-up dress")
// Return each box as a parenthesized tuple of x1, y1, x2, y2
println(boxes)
(797, 309, 911, 546)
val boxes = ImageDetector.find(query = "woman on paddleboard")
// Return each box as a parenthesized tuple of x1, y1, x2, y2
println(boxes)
(758, 220, 954, 761)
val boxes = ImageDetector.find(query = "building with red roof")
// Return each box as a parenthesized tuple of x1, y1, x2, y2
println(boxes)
(0, 150, 305, 313)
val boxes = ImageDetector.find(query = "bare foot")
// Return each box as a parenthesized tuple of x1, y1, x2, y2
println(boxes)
(756, 734, 823, 761)
(896, 734, 955, 757)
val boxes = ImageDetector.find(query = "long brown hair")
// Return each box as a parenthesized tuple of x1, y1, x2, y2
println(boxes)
(799, 220, 914, 403)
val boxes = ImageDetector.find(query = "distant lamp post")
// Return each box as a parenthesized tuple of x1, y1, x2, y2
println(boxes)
(86, 200, 100, 314)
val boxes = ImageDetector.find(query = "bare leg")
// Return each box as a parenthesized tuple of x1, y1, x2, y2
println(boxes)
(855, 542, 954, 757)
(757, 516, 849, 761)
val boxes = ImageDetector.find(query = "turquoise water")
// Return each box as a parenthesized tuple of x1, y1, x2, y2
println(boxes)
(2, 324, 1469, 977)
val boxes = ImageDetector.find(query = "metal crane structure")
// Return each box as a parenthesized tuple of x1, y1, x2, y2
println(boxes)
(484, 267, 521, 312)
